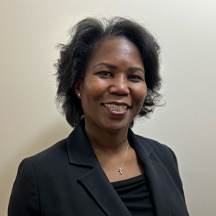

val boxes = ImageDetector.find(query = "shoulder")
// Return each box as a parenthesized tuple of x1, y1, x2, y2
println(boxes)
(14, 138, 72, 189)
(29, 138, 68, 163)
(135, 134, 179, 170)
(136, 134, 175, 155)
(15, 138, 69, 179)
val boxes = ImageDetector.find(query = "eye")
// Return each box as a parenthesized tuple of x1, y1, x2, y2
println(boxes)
(129, 75, 143, 81)
(96, 71, 112, 77)
(100, 71, 110, 76)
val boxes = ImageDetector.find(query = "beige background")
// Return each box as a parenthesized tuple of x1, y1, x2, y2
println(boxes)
(1, 0, 216, 215)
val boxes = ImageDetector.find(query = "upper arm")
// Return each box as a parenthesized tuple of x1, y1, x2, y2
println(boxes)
(162, 144, 186, 201)
(8, 158, 40, 216)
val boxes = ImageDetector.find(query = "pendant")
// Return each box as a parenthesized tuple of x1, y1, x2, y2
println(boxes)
(118, 168, 123, 175)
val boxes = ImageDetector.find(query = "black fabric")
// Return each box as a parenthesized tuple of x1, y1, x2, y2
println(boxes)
(8, 119, 189, 216)
(112, 174, 155, 216)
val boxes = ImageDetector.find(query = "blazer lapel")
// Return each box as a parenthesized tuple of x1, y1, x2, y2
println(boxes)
(67, 120, 131, 216)
(128, 129, 171, 216)
(141, 158, 171, 216)
(79, 166, 131, 216)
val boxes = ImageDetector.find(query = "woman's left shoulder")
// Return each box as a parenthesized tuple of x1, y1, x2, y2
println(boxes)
(135, 134, 179, 167)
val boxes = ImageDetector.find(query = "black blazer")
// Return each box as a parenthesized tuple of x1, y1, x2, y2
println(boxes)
(8, 120, 189, 216)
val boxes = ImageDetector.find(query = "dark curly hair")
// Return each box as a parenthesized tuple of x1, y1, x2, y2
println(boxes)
(55, 17, 162, 128)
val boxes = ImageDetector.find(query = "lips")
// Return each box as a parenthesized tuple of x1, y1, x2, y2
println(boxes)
(104, 103, 127, 111)
(102, 102, 131, 116)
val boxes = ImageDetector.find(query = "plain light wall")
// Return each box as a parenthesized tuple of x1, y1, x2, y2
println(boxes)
(1, 0, 216, 215)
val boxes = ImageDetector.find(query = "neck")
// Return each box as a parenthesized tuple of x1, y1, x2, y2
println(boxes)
(85, 122, 129, 153)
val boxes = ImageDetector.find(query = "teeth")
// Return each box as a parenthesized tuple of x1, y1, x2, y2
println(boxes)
(104, 104, 127, 111)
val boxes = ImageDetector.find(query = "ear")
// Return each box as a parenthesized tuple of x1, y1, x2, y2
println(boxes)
(74, 79, 83, 98)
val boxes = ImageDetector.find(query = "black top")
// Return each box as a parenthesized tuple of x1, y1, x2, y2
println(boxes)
(111, 174, 155, 216)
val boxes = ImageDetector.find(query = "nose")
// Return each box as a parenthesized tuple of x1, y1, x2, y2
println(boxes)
(108, 75, 130, 96)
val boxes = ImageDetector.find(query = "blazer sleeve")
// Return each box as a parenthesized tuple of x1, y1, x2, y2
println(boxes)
(8, 158, 41, 216)
(164, 145, 186, 201)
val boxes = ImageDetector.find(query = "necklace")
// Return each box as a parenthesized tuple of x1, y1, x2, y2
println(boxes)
(92, 143, 129, 175)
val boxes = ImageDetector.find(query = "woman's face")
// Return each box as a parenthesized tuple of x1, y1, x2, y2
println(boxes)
(75, 37, 147, 133)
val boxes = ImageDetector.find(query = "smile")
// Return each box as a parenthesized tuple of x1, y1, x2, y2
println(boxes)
(104, 104, 128, 112)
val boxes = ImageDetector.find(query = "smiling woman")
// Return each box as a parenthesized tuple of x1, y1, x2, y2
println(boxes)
(75, 37, 147, 133)
(56, 17, 162, 129)
(8, 17, 189, 216)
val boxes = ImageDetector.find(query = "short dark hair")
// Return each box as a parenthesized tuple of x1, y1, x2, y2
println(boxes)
(55, 17, 162, 128)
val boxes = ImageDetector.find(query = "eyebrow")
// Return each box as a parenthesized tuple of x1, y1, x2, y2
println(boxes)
(93, 63, 117, 69)
(93, 63, 144, 73)
(128, 67, 145, 73)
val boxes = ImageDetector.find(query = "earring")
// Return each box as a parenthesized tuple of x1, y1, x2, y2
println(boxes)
(78, 93, 81, 97)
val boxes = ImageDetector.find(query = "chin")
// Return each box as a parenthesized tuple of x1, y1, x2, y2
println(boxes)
(102, 121, 129, 132)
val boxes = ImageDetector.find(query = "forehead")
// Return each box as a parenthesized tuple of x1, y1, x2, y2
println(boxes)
(87, 37, 143, 68)
(93, 37, 138, 56)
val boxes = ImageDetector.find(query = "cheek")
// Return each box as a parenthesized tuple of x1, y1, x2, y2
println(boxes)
(133, 84, 147, 105)
(82, 78, 106, 102)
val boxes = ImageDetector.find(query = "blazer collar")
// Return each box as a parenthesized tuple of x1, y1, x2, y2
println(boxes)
(67, 120, 154, 167)
(67, 119, 100, 167)
(128, 129, 153, 157)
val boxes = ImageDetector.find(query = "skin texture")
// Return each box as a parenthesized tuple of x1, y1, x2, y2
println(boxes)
(75, 37, 147, 181)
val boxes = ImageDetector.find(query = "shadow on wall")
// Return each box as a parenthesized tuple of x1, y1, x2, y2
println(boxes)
(3, 121, 72, 214)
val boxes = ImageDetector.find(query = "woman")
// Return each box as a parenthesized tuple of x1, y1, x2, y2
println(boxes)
(8, 17, 189, 216)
